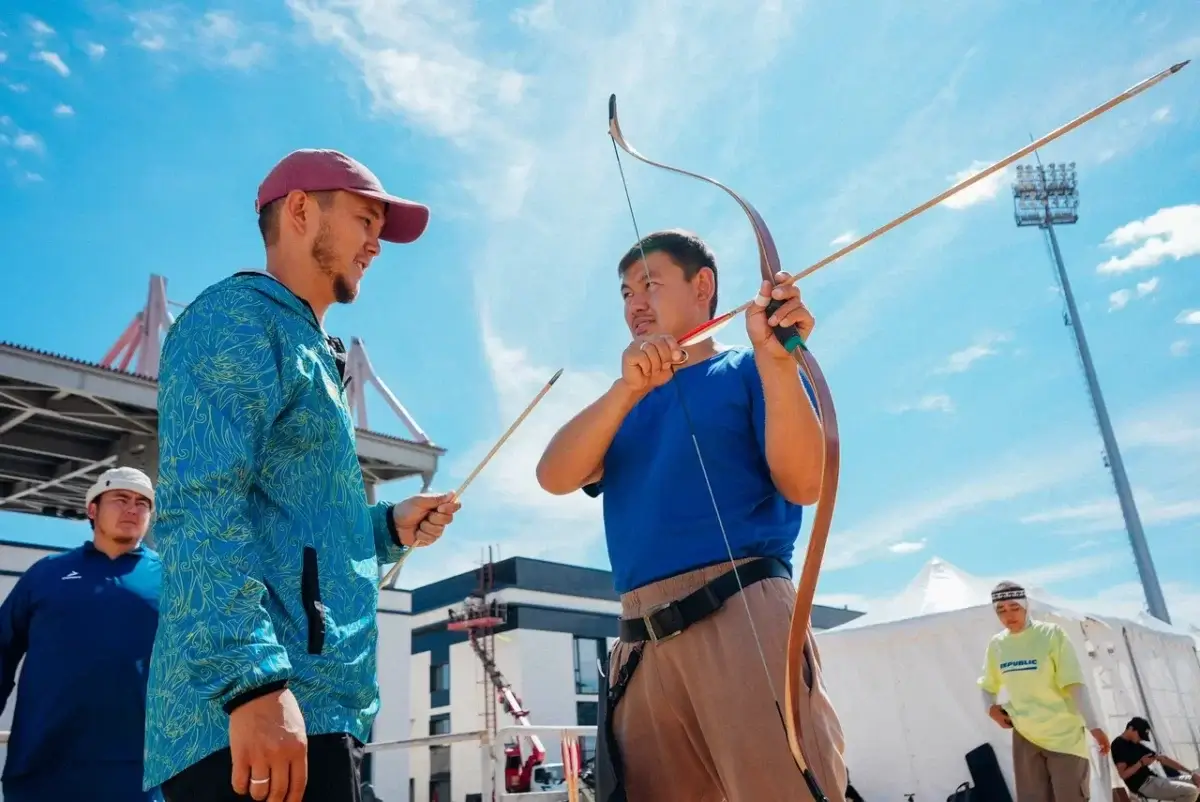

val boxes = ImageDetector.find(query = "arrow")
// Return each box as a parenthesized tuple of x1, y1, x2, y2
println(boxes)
(680, 60, 1190, 348)
(379, 368, 565, 589)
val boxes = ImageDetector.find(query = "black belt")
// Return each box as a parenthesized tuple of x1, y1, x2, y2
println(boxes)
(618, 558, 791, 643)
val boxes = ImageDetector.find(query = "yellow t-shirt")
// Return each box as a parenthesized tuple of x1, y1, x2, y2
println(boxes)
(978, 619, 1089, 759)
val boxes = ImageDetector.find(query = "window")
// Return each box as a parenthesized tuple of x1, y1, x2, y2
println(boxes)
(430, 714, 452, 777)
(576, 701, 598, 726)
(576, 701, 598, 767)
(573, 636, 605, 695)
(430, 745, 451, 775)
(429, 662, 450, 693)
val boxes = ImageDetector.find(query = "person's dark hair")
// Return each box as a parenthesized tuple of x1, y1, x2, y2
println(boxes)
(1127, 716, 1151, 737)
(617, 229, 719, 317)
(258, 190, 336, 246)
(87, 496, 102, 531)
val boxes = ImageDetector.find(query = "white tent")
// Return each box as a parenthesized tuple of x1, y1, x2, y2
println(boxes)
(815, 557, 1200, 802)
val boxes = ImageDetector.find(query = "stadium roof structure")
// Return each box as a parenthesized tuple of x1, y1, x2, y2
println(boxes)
(0, 274, 444, 522)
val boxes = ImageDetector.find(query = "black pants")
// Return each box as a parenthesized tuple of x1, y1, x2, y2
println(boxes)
(161, 733, 364, 802)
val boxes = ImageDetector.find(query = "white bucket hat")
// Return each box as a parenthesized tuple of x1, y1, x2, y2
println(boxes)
(85, 466, 155, 509)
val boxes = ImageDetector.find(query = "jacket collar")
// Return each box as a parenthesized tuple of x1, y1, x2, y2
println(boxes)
(230, 271, 349, 383)
(231, 270, 323, 331)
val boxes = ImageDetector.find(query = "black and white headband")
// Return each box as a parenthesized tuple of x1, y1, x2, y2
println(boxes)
(992, 586, 1028, 609)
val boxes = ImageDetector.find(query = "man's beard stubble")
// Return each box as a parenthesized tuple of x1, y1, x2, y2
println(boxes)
(312, 221, 358, 305)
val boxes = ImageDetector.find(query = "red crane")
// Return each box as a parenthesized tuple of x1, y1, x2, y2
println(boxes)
(448, 594, 546, 794)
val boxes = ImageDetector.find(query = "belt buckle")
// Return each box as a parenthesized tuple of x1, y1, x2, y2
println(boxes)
(642, 601, 681, 644)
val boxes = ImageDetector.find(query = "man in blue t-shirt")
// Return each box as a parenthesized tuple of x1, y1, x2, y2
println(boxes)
(537, 229, 848, 802)
(0, 467, 163, 802)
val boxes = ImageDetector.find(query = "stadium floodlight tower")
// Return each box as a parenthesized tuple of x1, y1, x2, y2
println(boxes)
(1012, 160, 1171, 624)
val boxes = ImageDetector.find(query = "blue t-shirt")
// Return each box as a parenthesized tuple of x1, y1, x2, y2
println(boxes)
(584, 346, 818, 593)
(0, 541, 163, 801)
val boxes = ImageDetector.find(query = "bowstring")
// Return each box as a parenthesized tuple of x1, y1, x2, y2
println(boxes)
(609, 138, 783, 717)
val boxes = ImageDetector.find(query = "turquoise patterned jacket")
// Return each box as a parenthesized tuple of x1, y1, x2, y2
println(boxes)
(143, 272, 409, 788)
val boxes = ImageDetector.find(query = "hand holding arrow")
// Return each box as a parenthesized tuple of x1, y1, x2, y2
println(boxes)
(379, 368, 565, 589)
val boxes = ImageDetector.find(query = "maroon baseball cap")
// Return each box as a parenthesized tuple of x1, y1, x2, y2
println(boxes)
(255, 148, 430, 244)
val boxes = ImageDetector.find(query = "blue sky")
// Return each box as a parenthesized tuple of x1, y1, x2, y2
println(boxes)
(1, 1, 1198, 626)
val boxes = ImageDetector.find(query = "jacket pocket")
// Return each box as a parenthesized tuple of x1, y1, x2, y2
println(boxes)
(301, 546, 326, 655)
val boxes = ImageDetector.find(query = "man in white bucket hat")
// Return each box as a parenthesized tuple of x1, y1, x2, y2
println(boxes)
(0, 466, 163, 802)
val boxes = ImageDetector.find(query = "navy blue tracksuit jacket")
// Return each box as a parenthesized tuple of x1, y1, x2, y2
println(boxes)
(0, 541, 163, 801)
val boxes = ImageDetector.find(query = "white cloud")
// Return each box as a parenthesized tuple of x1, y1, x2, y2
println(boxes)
(195, 11, 267, 69)
(7, 82, 29, 93)
(1108, 275, 1159, 311)
(1020, 492, 1200, 536)
(1051, 580, 1200, 630)
(53, 104, 73, 116)
(1178, 310, 1200, 326)
(888, 540, 926, 555)
(288, 0, 528, 143)
(27, 18, 55, 39)
(1097, 204, 1200, 275)
(932, 332, 1010, 374)
(85, 42, 106, 60)
(893, 394, 955, 414)
(825, 445, 1087, 570)
(1151, 106, 1171, 123)
(826, 390, 1200, 570)
(32, 50, 69, 77)
(511, 0, 557, 33)
(130, 11, 172, 51)
(940, 160, 1009, 210)
(830, 231, 855, 247)
(0, 52, 7, 64)
(13, 132, 43, 154)
(129, 9, 268, 69)
(1171, 340, 1190, 357)
(1016, 553, 1124, 587)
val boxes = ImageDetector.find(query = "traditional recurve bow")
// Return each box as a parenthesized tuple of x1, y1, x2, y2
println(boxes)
(608, 96, 839, 802)
(606, 58, 1187, 801)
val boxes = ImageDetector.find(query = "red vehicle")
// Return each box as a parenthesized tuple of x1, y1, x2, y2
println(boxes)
(496, 685, 545, 793)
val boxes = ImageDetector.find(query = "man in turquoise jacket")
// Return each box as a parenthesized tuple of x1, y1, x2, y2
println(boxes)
(145, 149, 460, 802)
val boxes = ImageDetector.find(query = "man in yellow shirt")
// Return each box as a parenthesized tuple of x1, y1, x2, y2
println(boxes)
(978, 581, 1110, 802)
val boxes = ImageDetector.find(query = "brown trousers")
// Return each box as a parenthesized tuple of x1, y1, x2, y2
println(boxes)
(1012, 728, 1090, 802)
(608, 559, 848, 802)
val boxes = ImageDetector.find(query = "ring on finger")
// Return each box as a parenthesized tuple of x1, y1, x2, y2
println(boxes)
(250, 777, 270, 785)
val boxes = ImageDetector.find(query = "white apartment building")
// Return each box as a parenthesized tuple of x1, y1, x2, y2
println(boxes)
(406, 556, 864, 802)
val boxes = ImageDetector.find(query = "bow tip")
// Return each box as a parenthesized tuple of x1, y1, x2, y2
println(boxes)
(548, 367, 564, 384)
(608, 94, 618, 122)
(1171, 59, 1190, 72)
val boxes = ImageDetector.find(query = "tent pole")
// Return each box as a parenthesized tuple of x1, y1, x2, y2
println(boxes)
(1121, 627, 1155, 732)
